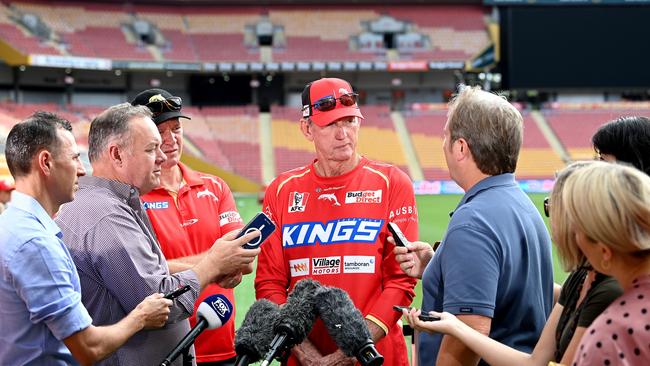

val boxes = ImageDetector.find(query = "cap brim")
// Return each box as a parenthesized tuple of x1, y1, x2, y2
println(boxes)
(310, 106, 364, 127)
(153, 111, 191, 125)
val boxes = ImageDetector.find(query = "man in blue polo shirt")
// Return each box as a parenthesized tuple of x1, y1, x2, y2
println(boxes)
(393, 86, 553, 366)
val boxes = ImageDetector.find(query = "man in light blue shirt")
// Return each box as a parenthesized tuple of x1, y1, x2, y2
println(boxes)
(0, 112, 172, 365)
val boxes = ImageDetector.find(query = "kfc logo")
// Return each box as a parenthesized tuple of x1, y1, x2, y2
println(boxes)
(288, 192, 309, 213)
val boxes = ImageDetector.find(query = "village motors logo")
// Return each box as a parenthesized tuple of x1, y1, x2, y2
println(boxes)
(345, 190, 382, 204)
(312, 256, 341, 275)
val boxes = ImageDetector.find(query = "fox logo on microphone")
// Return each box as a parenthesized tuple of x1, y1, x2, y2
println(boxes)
(199, 294, 233, 329)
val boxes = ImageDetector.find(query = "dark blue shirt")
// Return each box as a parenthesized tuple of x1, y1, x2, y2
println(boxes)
(419, 174, 553, 365)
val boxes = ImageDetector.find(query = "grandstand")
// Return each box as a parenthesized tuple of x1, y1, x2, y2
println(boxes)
(0, 0, 648, 190)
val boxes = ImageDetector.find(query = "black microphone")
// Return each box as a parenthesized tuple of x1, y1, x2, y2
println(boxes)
(234, 299, 281, 366)
(315, 286, 384, 366)
(260, 279, 322, 366)
(160, 294, 233, 366)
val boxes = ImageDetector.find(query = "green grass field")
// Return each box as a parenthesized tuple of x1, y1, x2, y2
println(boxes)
(232, 193, 567, 327)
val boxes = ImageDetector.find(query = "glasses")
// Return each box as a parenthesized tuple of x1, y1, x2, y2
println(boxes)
(303, 93, 358, 114)
(146, 96, 182, 115)
(543, 197, 550, 218)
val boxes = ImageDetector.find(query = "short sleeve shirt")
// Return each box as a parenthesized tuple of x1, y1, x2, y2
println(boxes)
(419, 174, 554, 366)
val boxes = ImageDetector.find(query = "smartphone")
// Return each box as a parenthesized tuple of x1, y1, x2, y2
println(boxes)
(236, 212, 276, 250)
(393, 305, 440, 322)
(387, 222, 410, 248)
(164, 285, 191, 300)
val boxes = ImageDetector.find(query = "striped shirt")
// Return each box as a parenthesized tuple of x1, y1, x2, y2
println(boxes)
(56, 175, 200, 366)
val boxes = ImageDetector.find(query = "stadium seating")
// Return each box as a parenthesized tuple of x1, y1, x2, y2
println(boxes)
(0, 3, 489, 63)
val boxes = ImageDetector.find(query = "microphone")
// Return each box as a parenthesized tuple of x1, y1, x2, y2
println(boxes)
(160, 294, 233, 366)
(234, 299, 281, 366)
(260, 279, 322, 366)
(315, 286, 384, 366)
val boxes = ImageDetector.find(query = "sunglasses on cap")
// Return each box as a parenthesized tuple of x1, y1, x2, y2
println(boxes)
(146, 95, 182, 115)
(303, 93, 358, 115)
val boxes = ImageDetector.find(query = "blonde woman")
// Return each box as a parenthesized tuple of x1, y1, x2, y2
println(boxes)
(563, 163, 650, 365)
(398, 161, 623, 366)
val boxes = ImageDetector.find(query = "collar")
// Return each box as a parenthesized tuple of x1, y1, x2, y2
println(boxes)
(450, 173, 517, 217)
(10, 191, 63, 238)
(177, 163, 203, 187)
(80, 175, 141, 202)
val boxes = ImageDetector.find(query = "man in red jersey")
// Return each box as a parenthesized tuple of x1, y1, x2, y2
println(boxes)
(255, 78, 418, 365)
(133, 89, 246, 366)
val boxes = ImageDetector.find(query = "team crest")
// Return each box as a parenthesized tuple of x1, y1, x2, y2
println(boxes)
(288, 192, 309, 213)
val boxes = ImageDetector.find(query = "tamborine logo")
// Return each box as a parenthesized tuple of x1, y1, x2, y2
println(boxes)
(219, 211, 242, 227)
(345, 190, 382, 204)
(288, 192, 309, 213)
(289, 258, 309, 277)
(343, 256, 375, 274)
(312, 256, 341, 275)
(282, 218, 384, 247)
(143, 201, 169, 210)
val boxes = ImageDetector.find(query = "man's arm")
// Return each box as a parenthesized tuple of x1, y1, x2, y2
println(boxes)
(63, 294, 172, 366)
(436, 315, 491, 366)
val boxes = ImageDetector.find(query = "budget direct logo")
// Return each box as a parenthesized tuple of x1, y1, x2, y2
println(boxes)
(219, 211, 242, 226)
(289, 258, 309, 277)
(312, 256, 341, 275)
(345, 190, 382, 204)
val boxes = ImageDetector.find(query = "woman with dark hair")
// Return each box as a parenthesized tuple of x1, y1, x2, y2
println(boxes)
(592, 116, 650, 175)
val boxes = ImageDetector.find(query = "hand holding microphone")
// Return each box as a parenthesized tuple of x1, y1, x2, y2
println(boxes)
(160, 294, 233, 366)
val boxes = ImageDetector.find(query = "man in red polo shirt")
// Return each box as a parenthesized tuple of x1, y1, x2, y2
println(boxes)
(133, 89, 245, 366)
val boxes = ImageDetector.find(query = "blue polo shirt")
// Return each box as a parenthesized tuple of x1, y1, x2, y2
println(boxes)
(419, 174, 553, 366)
(0, 191, 92, 365)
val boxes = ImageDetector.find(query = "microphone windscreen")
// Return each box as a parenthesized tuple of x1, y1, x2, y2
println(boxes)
(197, 294, 233, 330)
(277, 279, 322, 342)
(315, 286, 372, 357)
(236, 299, 281, 360)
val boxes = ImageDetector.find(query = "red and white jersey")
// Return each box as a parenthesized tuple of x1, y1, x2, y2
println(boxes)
(256, 157, 418, 366)
(141, 163, 243, 363)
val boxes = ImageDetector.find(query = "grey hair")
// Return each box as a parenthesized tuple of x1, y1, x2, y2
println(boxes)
(88, 103, 152, 162)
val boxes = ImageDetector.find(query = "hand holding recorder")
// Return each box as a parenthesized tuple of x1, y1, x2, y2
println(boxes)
(387, 222, 435, 279)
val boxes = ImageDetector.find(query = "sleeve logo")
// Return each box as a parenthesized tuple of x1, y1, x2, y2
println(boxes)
(219, 211, 242, 226)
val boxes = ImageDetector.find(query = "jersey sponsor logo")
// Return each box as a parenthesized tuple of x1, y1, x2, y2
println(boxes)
(317, 193, 340, 206)
(388, 205, 418, 220)
(315, 185, 345, 193)
(288, 192, 309, 213)
(281, 218, 384, 247)
(312, 256, 341, 275)
(182, 218, 199, 227)
(143, 201, 169, 210)
(344, 190, 382, 204)
(343, 256, 375, 274)
(197, 188, 219, 202)
(219, 211, 242, 226)
(289, 258, 309, 277)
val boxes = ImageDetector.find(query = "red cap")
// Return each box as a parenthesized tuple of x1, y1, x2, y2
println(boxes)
(0, 180, 14, 191)
(301, 78, 364, 127)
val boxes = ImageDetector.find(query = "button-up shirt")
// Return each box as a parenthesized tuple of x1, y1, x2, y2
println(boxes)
(0, 191, 92, 365)
(56, 176, 201, 366)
